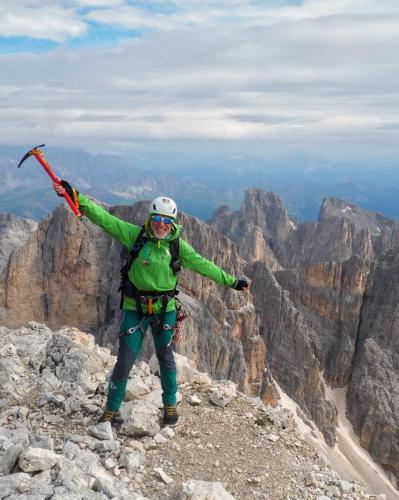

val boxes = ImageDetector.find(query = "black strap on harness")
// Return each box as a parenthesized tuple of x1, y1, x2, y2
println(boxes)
(118, 225, 181, 335)
(123, 283, 178, 335)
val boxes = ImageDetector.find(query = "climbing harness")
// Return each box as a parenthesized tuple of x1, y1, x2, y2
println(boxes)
(121, 309, 176, 339)
(118, 226, 181, 335)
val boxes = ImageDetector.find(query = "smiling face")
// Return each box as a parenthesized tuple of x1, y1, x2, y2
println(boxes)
(150, 214, 173, 239)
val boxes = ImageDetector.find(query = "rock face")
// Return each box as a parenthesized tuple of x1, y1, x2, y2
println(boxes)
(209, 188, 399, 483)
(0, 201, 266, 399)
(247, 261, 338, 446)
(0, 204, 108, 331)
(347, 246, 399, 482)
(283, 197, 399, 267)
(0, 213, 37, 273)
(175, 214, 266, 396)
(285, 200, 374, 267)
(274, 255, 371, 387)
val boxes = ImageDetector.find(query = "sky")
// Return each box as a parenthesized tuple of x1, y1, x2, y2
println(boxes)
(0, 0, 399, 158)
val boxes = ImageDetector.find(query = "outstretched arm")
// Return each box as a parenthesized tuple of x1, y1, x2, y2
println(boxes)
(179, 238, 249, 290)
(53, 181, 140, 247)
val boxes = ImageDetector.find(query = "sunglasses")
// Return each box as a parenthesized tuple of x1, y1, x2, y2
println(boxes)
(151, 214, 173, 224)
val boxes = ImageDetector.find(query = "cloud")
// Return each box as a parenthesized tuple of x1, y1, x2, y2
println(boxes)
(0, 2, 86, 41)
(73, 0, 124, 6)
(83, 0, 399, 33)
(0, 1, 398, 154)
(2, 1, 399, 42)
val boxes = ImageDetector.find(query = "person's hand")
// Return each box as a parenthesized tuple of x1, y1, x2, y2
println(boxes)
(53, 181, 65, 196)
(53, 180, 78, 199)
(234, 278, 250, 292)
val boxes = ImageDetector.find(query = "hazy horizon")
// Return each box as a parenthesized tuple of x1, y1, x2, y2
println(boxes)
(2, 143, 399, 223)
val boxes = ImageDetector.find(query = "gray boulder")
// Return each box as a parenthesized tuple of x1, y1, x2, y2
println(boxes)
(18, 447, 59, 472)
(181, 479, 236, 499)
(0, 444, 23, 475)
(87, 422, 114, 441)
(120, 400, 161, 437)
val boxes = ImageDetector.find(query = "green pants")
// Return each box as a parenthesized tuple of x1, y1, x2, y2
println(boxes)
(106, 310, 177, 411)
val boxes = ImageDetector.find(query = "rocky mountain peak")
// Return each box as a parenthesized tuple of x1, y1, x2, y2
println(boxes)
(241, 189, 292, 243)
(319, 197, 396, 234)
(2, 188, 399, 496)
(206, 189, 399, 490)
(0, 322, 386, 500)
(208, 189, 289, 271)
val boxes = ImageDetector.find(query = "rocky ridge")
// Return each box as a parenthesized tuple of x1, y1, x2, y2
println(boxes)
(0, 322, 383, 500)
(209, 192, 399, 268)
(0, 200, 336, 453)
(209, 189, 399, 485)
(1, 189, 399, 489)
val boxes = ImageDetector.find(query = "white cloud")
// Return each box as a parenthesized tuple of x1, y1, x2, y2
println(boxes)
(84, 0, 399, 32)
(72, 0, 124, 6)
(2, 1, 399, 42)
(0, 2, 86, 41)
(0, 1, 398, 153)
(86, 6, 176, 30)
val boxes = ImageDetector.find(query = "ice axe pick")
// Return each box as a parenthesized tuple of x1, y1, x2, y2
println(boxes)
(17, 144, 82, 219)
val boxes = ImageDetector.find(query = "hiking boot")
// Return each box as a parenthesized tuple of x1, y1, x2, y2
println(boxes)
(163, 405, 178, 426)
(98, 409, 117, 424)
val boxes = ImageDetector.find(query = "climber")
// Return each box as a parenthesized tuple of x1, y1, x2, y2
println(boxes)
(53, 180, 249, 426)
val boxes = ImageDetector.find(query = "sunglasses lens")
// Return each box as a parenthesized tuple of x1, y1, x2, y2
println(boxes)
(152, 215, 172, 224)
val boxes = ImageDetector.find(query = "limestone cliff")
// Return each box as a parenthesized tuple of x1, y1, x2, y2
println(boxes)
(0, 201, 266, 400)
(247, 261, 338, 446)
(212, 191, 399, 269)
(274, 255, 371, 387)
(284, 197, 399, 267)
(0, 213, 37, 273)
(347, 246, 399, 482)
(209, 189, 399, 482)
(208, 191, 285, 271)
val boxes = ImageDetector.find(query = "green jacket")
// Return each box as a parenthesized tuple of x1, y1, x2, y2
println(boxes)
(78, 194, 237, 313)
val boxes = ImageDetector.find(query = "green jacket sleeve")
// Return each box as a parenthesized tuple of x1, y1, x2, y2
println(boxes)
(179, 239, 237, 288)
(78, 194, 141, 247)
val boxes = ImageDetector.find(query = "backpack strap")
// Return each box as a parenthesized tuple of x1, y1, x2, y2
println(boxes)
(169, 237, 181, 273)
(119, 226, 148, 311)
(130, 226, 148, 260)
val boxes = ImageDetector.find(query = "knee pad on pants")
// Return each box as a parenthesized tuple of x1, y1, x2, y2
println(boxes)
(156, 344, 176, 372)
(111, 338, 136, 380)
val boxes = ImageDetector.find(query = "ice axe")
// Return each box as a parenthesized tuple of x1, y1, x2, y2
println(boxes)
(17, 144, 82, 219)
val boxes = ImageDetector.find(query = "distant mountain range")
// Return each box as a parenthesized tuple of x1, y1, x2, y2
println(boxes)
(1, 145, 399, 221)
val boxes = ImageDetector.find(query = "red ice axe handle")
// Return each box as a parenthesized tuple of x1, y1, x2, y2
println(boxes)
(18, 145, 82, 219)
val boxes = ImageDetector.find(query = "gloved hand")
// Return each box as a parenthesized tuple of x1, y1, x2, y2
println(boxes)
(54, 180, 79, 199)
(234, 278, 249, 291)
(53, 180, 79, 202)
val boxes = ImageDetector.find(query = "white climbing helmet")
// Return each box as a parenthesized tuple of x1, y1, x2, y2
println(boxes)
(150, 196, 177, 218)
